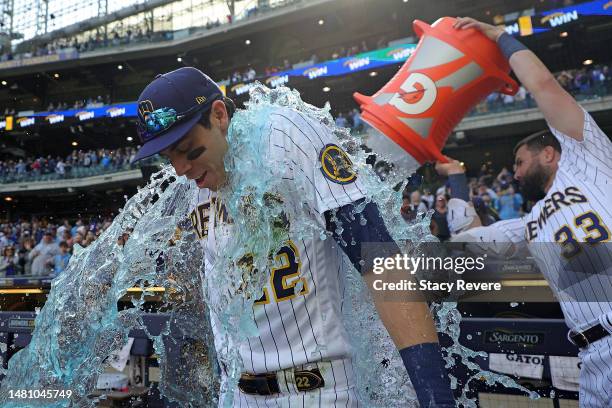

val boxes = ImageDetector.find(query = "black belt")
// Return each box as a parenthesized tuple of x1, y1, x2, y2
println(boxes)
(238, 368, 325, 395)
(568, 323, 611, 348)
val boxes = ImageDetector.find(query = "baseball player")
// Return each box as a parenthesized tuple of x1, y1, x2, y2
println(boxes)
(132, 68, 455, 407)
(450, 18, 612, 407)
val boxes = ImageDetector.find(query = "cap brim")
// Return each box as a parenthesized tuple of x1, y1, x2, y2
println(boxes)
(131, 113, 202, 162)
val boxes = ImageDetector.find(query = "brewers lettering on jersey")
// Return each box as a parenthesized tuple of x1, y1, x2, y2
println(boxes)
(454, 110, 612, 407)
(451, 17, 612, 407)
(190, 107, 364, 406)
(494, 111, 612, 334)
(134, 67, 455, 408)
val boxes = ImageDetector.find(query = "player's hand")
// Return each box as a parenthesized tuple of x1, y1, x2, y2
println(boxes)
(453, 17, 505, 42)
(434, 157, 465, 176)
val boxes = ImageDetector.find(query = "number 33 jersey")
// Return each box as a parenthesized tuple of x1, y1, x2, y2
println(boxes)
(189, 107, 366, 374)
(496, 110, 612, 332)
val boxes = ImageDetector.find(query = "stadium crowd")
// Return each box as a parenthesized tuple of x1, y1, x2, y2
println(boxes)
(45, 95, 112, 112)
(401, 161, 524, 241)
(0, 153, 523, 277)
(0, 147, 140, 184)
(0, 0, 298, 63)
(473, 63, 612, 114)
(0, 215, 118, 277)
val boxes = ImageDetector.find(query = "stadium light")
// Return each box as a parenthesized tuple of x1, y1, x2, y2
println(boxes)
(177, 57, 182, 62)
(117, 64, 123, 70)
(369, 71, 378, 77)
(318, 19, 324, 25)
(4, 197, 12, 202)
(1, 80, 6, 86)
(560, 31, 568, 38)
(126, 136, 134, 142)
(322, 86, 331, 92)
(71, 141, 78, 146)
(403, 0, 408, 3)
(583, 59, 593, 66)
(245, 39, 251, 45)
(53, 73, 60, 78)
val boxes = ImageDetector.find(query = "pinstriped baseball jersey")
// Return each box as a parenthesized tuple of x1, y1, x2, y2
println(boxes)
(190, 107, 366, 377)
(496, 109, 612, 332)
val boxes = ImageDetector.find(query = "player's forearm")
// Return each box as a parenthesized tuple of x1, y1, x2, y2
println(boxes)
(497, 33, 584, 140)
(507, 49, 555, 96)
(365, 271, 438, 347)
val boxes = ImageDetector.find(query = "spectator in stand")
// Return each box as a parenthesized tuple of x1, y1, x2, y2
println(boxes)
(431, 194, 451, 241)
(0, 246, 20, 276)
(477, 182, 498, 202)
(0, 232, 8, 250)
(494, 182, 523, 220)
(55, 158, 66, 176)
(52, 241, 71, 275)
(61, 230, 73, 248)
(101, 152, 112, 169)
(56, 219, 70, 240)
(84, 231, 96, 247)
(409, 190, 428, 213)
(29, 231, 60, 276)
(350, 108, 364, 132)
(421, 188, 434, 210)
(335, 112, 349, 128)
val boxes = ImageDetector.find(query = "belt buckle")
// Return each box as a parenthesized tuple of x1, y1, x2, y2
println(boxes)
(294, 368, 325, 392)
(568, 330, 589, 348)
(238, 373, 277, 395)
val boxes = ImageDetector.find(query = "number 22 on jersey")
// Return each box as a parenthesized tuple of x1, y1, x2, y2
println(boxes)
(255, 241, 309, 305)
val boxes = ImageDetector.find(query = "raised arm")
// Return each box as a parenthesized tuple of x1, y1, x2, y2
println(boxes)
(454, 17, 585, 141)
(325, 200, 455, 408)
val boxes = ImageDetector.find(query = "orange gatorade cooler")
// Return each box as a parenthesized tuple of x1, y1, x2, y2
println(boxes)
(354, 17, 518, 168)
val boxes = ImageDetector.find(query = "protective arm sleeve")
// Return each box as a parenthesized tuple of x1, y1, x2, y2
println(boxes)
(449, 219, 527, 259)
(324, 200, 455, 408)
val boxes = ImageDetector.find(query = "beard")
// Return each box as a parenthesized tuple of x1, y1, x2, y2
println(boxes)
(519, 162, 552, 201)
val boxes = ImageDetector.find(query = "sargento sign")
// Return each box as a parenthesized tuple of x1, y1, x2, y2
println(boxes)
(485, 330, 544, 345)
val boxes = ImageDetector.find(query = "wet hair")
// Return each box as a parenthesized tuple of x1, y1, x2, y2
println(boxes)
(513, 130, 562, 156)
(199, 96, 236, 129)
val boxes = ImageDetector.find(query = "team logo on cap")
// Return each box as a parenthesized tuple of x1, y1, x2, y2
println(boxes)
(195, 96, 207, 104)
(138, 100, 154, 121)
(319, 144, 357, 185)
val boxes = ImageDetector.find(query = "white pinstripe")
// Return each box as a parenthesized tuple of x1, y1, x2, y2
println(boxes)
(491, 109, 612, 407)
(233, 359, 358, 408)
(189, 108, 366, 406)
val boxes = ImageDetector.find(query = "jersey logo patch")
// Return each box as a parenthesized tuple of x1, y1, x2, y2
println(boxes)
(318, 143, 357, 185)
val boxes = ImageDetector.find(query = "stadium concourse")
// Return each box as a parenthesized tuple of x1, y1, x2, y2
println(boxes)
(1, 0, 612, 406)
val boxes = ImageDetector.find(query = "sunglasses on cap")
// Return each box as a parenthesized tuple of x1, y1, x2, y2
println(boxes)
(136, 93, 222, 143)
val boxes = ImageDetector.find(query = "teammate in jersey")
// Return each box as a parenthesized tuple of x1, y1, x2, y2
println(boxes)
(450, 18, 612, 407)
(132, 67, 455, 407)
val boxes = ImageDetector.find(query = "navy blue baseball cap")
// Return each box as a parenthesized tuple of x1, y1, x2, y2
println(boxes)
(132, 67, 223, 162)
